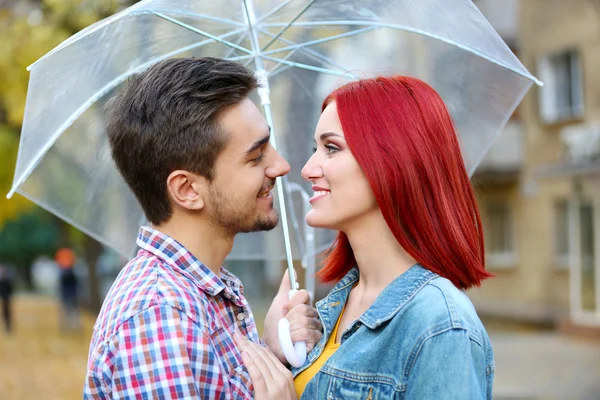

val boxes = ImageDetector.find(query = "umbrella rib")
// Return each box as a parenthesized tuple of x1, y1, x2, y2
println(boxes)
(287, 69, 322, 103)
(255, 26, 355, 78)
(255, 0, 295, 24)
(262, 27, 377, 56)
(224, 31, 250, 59)
(261, 0, 317, 52)
(259, 55, 354, 77)
(31, 7, 246, 70)
(28, 0, 150, 70)
(241, 0, 263, 68)
(262, 20, 542, 85)
(268, 64, 293, 77)
(227, 55, 255, 62)
(152, 12, 254, 55)
(264, 27, 377, 77)
(267, 49, 299, 75)
(138, 8, 246, 27)
(284, 180, 308, 255)
(7, 28, 247, 200)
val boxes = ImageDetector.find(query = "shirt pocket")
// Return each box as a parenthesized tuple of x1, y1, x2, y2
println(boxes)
(229, 363, 254, 399)
(327, 375, 399, 400)
(209, 326, 254, 398)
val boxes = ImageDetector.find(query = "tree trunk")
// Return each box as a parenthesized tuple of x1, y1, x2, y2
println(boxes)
(83, 238, 103, 313)
(19, 259, 34, 290)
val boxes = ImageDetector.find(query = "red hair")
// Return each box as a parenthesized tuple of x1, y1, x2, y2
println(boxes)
(318, 76, 491, 290)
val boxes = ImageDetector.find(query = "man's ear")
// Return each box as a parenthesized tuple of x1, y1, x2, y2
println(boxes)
(166, 170, 206, 211)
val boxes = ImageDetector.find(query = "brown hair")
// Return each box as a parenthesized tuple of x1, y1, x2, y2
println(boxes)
(105, 57, 257, 225)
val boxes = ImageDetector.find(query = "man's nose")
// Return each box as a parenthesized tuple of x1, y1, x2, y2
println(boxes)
(267, 149, 291, 178)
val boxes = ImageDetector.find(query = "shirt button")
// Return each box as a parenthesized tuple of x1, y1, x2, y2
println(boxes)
(237, 313, 246, 321)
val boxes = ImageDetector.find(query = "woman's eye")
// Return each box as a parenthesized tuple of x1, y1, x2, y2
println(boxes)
(325, 144, 339, 154)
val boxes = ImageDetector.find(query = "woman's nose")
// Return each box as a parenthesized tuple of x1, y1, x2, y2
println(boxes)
(301, 153, 322, 181)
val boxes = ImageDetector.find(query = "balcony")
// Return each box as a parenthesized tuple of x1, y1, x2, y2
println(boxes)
(473, 120, 524, 183)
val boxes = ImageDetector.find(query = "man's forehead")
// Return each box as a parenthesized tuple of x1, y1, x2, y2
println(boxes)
(218, 99, 269, 151)
(224, 122, 269, 151)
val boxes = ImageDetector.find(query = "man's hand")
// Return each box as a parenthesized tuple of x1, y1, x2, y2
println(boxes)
(262, 270, 323, 365)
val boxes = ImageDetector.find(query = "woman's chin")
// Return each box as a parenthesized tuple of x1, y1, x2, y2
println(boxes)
(305, 211, 336, 230)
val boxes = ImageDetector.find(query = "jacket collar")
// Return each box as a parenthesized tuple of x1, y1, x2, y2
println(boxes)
(320, 264, 438, 329)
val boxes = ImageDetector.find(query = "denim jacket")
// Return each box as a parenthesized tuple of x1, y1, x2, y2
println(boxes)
(292, 264, 494, 399)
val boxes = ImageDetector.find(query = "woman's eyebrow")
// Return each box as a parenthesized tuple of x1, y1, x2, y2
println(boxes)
(315, 132, 342, 142)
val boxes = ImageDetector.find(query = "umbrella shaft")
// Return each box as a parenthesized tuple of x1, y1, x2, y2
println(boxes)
(265, 101, 297, 290)
(244, 0, 297, 290)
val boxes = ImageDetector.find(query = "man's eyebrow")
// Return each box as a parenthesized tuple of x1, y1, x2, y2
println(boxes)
(245, 129, 271, 154)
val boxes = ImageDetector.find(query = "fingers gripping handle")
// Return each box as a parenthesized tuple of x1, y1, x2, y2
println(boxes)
(278, 319, 307, 368)
(277, 289, 307, 368)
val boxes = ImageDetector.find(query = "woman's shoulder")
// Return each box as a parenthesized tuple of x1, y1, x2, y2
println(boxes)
(401, 275, 489, 343)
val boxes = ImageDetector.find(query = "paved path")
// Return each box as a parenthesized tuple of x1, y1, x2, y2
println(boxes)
(0, 294, 94, 400)
(2, 295, 600, 399)
(490, 332, 600, 400)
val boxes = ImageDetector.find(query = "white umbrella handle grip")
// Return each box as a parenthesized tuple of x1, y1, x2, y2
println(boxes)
(277, 289, 307, 368)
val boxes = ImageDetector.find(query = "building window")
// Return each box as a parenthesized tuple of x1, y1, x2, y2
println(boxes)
(555, 200, 570, 268)
(485, 202, 516, 268)
(537, 49, 584, 124)
(578, 203, 596, 312)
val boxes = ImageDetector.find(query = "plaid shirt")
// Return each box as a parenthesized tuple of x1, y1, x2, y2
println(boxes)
(84, 227, 261, 399)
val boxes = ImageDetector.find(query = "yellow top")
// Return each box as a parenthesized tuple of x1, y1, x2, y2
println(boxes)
(294, 304, 345, 397)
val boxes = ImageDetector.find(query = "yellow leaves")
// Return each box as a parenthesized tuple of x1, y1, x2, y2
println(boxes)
(0, 17, 68, 126)
(0, 126, 33, 227)
(0, 296, 96, 399)
(67, 224, 88, 250)
(0, 0, 127, 127)
(43, 0, 127, 32)
(0, 1, 134, 229)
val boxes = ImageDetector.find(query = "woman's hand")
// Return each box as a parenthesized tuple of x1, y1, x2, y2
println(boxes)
(262, 269, 322, 364)
(234, 331, 298, 400)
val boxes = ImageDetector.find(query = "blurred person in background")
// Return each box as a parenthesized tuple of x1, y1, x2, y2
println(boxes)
(55, 247, 80, 331)
(0, 263, 15, 333)
(238, 76, 494, 400)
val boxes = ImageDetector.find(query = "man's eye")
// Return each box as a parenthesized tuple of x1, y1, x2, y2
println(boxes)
(251, 153, 265, 164)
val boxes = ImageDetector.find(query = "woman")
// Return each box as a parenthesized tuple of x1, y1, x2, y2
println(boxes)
(238, 76, 494, 400)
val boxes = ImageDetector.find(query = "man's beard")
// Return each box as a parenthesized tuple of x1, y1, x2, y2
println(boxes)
(208, 186, 279, 235)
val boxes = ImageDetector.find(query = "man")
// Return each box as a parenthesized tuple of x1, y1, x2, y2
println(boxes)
(55, 247, 80, 331)
(84, 58, 322, 399)
(0, 264, 14, 333)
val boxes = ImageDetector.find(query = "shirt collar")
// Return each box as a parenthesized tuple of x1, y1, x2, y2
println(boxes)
(136, 226, 243, 301)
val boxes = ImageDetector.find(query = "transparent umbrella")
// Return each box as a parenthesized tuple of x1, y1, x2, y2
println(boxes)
(7, 0, 540, 366)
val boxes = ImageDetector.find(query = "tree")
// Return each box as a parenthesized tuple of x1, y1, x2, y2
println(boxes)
(0, 208, 60, 287)
(0, 0, 137, 304)
(0, 126, 34, 226)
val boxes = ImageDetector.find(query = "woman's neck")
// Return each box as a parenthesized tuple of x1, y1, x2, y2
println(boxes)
(344, 210, 416, 304)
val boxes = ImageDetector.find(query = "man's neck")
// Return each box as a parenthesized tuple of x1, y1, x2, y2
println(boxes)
(153, 215, 234, 275)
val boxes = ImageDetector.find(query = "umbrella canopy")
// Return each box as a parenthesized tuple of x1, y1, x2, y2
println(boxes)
(7, 0, 540, 275)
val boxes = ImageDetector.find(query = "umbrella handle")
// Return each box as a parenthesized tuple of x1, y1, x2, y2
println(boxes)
(277, 290, 307, 368)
